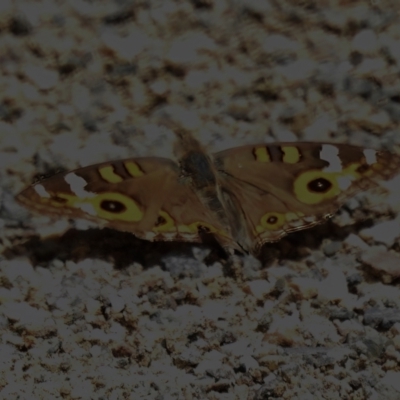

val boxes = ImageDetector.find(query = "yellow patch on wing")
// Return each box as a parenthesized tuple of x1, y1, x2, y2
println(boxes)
(282, 146, 300, 164)
(125, 161, 144, 177)
(256, 212, 283, 232)
(45, 191, 143, 222)
(254, 147, 270, 162)
(153, 210, 175, 233)
(293, 160, 381, 205)
(255, 211, 305, 233)
(98, 165, 123, 183)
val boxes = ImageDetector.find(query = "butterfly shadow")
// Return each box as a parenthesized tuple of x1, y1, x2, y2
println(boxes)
(3, 227, 230, 270)
(3, 213, 378, 271)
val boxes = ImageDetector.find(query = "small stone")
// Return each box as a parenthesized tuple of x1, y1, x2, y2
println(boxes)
(163, 256, 204, 279)
(360, 248, 400, 283)
(247, 279, 273, 299)
(393, 334, 400, 351)
(344, 233, 370, 251)
(359, 220, 400, 247)
(325, 306, 355, 321)
(317, 263, 348, 302)
(24, 65, 59, 90)
(289, 277, 318, 300)
(303, 315, 340, 343)
(263, 313, 304, 346)
(109, 294, 125, 313)
(363, 307, 400, 330)
(1, 302, 56, 334)
(101, 29, 150, 60)
(322, 240, 342, 257)
(381, 371, 400, 393)
(352, 29, 379, 53)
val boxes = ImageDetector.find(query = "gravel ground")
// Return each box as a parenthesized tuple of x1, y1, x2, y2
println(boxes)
(1, 0, 400, 399)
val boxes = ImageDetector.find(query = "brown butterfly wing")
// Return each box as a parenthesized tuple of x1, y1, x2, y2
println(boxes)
(16, 157, 233, 245)
(214, 142, 400, 252)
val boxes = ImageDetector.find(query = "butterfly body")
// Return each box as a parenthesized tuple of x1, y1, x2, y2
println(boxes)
(17, 135, 400, 255)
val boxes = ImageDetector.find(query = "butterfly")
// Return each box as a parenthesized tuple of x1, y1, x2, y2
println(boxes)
(16, 132, 400, 255)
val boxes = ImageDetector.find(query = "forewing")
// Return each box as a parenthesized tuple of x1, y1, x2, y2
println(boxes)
(17, 157, 232, 244)
(215, 142, 400, 251)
